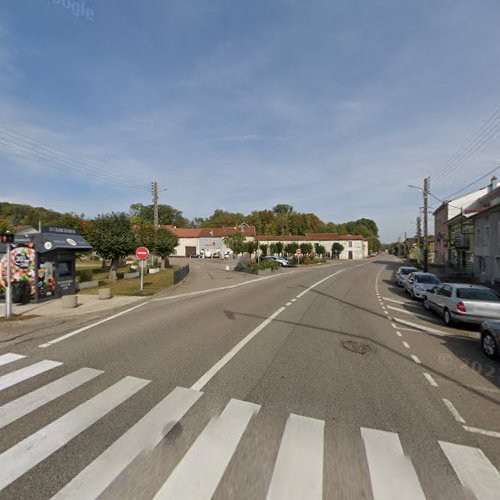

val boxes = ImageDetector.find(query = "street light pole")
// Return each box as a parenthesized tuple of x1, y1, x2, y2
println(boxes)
(423, 177, 429, 272)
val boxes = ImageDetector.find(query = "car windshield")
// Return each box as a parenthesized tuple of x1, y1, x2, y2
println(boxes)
(401, 268, 417, 275)
(416, 275, 440, 284)
(457, 288, 500, 302)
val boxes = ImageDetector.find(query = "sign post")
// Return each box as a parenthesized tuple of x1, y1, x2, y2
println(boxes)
(296, 248, 301, 266)
(2, 232, 15, 318)
(135, 247, 150, 291)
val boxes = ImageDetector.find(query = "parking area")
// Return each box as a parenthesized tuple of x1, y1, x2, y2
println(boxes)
(377, 259, 500, 444)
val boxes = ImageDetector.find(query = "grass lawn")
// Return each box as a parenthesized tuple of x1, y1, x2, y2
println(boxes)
(78, 267, 175, 296)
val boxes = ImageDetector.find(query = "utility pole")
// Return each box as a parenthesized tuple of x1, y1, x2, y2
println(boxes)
(152, 181, 159, 229)
(423, 177, 429, 272)
(416, 215, 422, 263)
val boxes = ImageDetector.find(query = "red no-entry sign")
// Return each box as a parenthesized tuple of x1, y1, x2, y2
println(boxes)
(296, 249, 302, 255)
(136, 247, 149, 260)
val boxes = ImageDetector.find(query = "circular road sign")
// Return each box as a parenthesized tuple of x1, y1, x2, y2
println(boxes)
(296, 249, 302, 255)
(135, 247, 149, 260)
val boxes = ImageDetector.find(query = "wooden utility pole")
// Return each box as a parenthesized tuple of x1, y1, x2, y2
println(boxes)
(152, 181, 159, 229)
(416, 215, 422, 262)
(423, 177, 429, 272)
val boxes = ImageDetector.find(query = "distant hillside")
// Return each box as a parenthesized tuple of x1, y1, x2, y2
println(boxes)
(0, 202, 83, 232)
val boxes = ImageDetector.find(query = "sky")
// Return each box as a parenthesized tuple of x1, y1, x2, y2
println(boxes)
(1, 0, 500, 242)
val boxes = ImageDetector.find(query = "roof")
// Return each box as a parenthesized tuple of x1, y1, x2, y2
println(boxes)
(162, 225, 257, 238)
(256, 233, 365, 242)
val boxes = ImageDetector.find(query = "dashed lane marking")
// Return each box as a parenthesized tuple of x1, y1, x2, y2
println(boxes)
(423, 373, 438, 387)
(411, 355, 421, 365)
(443, 399, 466, 424)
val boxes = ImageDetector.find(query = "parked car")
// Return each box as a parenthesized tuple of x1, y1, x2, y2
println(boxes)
(423, 283, 500, 326)
(394, 266, 418, 287)
(262, 256, 293, 267)
(404, 272, 442, 300)
(480, 321, 500, 359)
(189, 253, 202, 259)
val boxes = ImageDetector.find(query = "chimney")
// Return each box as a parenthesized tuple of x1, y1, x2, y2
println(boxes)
(489, 176, 498, 192)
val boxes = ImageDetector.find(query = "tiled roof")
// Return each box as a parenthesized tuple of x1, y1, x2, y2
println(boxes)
(162, 225, 256, 238)
(256, 233, 365, 241)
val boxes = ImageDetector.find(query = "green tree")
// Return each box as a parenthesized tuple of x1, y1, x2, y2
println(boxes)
(0, 218, 13, 233)
(275, 242, 284, 256)
(86, 212, 137, 279)
(135, 225, 157, 250)
(269, 242, 278, 255)
(259, 244, 269, 256)
(284, 242, 299, 255)
(154, 228, 179, 267)
(243, 240, 258, 257)
(299, 242, 313, 255)
(203, 209, 245, 228)
(272, 204, 294, 216)
(129, 203, 189, 227)
(224, 232, 245, 255)
(315, 244, 326, 256)
(331, 243, 344, 258)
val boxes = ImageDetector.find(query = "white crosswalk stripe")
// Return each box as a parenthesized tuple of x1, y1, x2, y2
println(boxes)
(0, 367, 103, 429)
(0, 375, 149, 491)
(0, 358, 499, 499)
(52, 386, 202, 500)
(266, 414, 324, 500)
(0, 353, 25, 367)
(440, 441, 500, 500)
(153, 398, 260, 500)
(361, 427, 426, 500)
(0, 360, 63, 392)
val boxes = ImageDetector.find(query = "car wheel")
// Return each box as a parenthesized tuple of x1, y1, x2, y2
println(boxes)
(423, 297, 430, 310)
(410, 290, 416, 300)
(443, 308, 453, 326)
(482, 333, 498, 359)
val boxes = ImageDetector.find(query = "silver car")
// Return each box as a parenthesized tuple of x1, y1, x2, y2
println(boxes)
(480, 321, 500, 359)
(394, 266, 418, 287)
(404, 272, 442, 300)
(424, 283, 500, 326)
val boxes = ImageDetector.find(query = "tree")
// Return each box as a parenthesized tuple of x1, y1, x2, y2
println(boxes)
(243, 240, 258, 257)
(275, 242, 284, 256)
(203, 209, 245, 228)
(331, 243, 344, 258)
(224, 232, 245, 255)
(272, 204, 294, 216)
(154, 228, 179, 267)
(299, 242, 313, 255)
(315, 244, 326, 256)
(284, 242, 299, 255)
(129, 203, 189, 227)
(269, 243, 278, 255)
(86, 212, 137, 279)
(0, 218, 13, 233)
(259, 244, 269, 256)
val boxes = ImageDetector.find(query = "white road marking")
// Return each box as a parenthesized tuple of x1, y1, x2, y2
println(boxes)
(0, 360, 63, 392)
(0, 353, 25, 367)
(384, 311, 389, 315)
(285, 302, 292, 306)
(443, 399, 466, 424)
(411, 355, 421, 364)
(391, 322, 397, 328)
(191, 307, 286, 391)
(0, 367, 103, 429)
(291, 298, 297, 302)
(383, 297, 418, 306)
(440, 441, 500, 500)
(396, 332, 403, 337)
(387, 305, 422, 316)
(153, 399, 259, 500)
(296, 269, 346, 298)
(402, 341, 410, 349)
(463, 426, 500, 439)
(361, 427, 426, 500)
(392, 318, 456, 337)
(38, 302, 148, 348)
(423, 373, 438, 387)
(52, 386, 202, 500)
(0, 376, 149, 491)
(266, 414, 324, 500)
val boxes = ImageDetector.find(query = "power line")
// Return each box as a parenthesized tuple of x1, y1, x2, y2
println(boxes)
(442, 165, 500, 200)
(430, 106, 500, 182)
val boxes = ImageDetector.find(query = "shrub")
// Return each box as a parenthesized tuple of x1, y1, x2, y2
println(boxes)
(251, 259, 279, 271)
(78, 269, 94, 283)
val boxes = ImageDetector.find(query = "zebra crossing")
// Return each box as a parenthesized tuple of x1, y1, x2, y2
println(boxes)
(0, 352, 499, 499)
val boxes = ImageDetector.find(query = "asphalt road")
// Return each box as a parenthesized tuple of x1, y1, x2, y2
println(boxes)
(0, 255, 499, 499)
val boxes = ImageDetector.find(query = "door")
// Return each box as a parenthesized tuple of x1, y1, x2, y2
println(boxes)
(433, 284, 452, 312)
(185, 246, 196, 257)
(348, 251, 353, 260)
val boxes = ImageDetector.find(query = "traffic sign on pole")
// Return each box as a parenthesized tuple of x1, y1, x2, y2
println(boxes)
(296, 249, 302, 255)
(135, 247, 149, 260)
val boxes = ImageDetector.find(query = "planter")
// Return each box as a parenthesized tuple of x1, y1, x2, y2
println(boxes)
(98, 288, 112, 300)
(62, 295, 78, 308)
(124, 272, 140, 280)
(77, 280, 99, 290)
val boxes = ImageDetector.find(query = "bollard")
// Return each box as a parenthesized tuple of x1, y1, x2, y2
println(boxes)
(62, 295, 78, 308)
(98, 288, 112, 300)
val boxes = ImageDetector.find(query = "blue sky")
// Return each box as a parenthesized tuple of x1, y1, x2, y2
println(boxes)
(1, 0, 500, 241)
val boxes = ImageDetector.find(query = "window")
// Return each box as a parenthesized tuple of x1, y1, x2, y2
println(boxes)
(457, 288, 499, 301)
(478, 256, 487, 273)
(415, 274, 441, 284)
(438, 285, 452, 297)
(477, 227, 482, 246)
(58, 261, 72, 277)
(485, 225, 491, 245)
(348, 241, 352, 247)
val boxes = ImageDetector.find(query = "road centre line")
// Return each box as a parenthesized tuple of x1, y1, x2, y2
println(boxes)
(443, 399, 466, 424)
(285, 302, 292, 306)
(402, 341, 410, 349)
(463, 426, 500, 439)
(411, 354, 421, 364)
(423, 373, 438, 387)
(390, 322, 397, 328)
(191, 266, 359, 391)
(291, 298, 297, 302)
(396, 331, 403, 337)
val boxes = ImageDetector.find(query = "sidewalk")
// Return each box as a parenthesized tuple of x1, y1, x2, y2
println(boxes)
(0, 294, 143, 318)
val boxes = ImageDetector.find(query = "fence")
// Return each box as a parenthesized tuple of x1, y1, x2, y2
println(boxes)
(173, 264, 190, 285)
